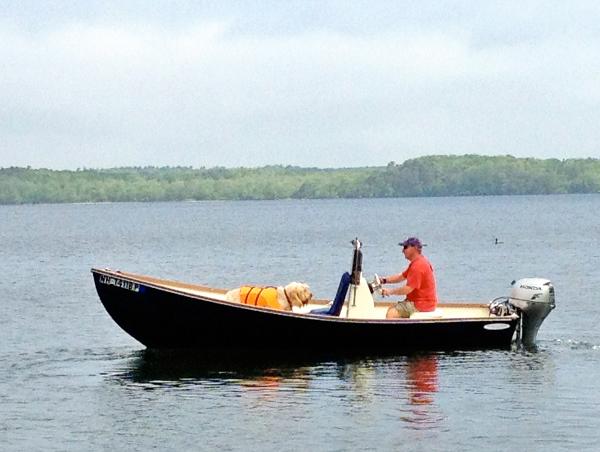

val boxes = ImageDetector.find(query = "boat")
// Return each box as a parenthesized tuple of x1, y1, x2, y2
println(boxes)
(91, 239, 555, 352)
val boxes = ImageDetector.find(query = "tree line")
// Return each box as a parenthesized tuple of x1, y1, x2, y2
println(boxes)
(1, 155, 599, 204)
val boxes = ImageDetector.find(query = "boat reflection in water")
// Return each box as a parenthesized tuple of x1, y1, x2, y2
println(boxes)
(112, 349, 316, 394)
(111, 350, 445, 429)
(406, 354, 439, 406)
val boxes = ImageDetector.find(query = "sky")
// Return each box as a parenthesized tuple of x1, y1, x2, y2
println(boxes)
(1, 1, 599, 169)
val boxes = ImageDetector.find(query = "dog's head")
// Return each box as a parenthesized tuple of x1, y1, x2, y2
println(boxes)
(284, 282, 313, 308)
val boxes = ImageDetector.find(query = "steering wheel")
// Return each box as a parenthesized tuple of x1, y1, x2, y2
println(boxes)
(369, 273, 383, 296)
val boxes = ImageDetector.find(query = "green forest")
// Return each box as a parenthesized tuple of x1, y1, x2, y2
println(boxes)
(1, 155, 599, 204)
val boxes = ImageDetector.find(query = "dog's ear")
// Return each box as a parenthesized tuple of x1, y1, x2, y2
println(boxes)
(300, 284, 312, 304)
(289, 289, 303, 307)
(305, 287, 313, 302)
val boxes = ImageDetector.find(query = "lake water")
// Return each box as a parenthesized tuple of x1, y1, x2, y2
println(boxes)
(1, 195, 600, 451)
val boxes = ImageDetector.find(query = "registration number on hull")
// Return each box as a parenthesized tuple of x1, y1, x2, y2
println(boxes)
(98, 274, 140, 293)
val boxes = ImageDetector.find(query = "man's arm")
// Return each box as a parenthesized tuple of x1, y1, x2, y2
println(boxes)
(382, 285, 413, 297)
(381, 273, 406, 284)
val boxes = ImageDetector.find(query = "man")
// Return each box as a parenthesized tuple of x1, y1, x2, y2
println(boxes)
(380, 237, 438, 319)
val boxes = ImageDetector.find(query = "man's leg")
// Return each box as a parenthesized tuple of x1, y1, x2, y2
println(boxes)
(386, 301, 415, 319)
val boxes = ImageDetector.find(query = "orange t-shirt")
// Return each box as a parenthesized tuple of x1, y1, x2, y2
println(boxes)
(402, 255, 438, 312)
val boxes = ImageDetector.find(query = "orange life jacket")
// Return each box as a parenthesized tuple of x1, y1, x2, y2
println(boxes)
(239, 286, 283, 310)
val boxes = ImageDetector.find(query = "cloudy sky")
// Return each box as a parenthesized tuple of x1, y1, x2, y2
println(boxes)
(1, 1, 599, 169)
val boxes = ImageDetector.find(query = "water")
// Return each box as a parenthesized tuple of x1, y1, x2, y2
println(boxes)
(1, 195, 600, 450)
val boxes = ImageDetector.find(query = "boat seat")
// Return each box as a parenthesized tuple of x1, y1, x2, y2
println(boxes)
(310, 272, 351, 316)
(410, 308, 444, 319)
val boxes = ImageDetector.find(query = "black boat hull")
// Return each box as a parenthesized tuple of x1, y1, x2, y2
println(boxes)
(92, 269, 518, 351)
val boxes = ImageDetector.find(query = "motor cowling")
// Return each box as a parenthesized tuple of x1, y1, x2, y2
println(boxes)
(509, 278, 555, 346)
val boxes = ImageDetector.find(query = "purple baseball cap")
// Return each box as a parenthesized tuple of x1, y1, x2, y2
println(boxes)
(398, 237, 423, 249)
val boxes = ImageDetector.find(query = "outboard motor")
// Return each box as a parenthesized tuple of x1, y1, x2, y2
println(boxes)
(509, 278, 556, 346)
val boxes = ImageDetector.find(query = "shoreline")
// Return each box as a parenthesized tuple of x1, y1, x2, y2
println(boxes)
(1, 192, 599, 207)
(3, 155, 599, 204)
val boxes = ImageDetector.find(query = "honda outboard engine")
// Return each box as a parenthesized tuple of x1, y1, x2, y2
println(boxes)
(509, 278, 556, 346)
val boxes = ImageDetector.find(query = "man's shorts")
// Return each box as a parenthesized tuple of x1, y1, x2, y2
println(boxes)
(393, 301, 417, 318)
